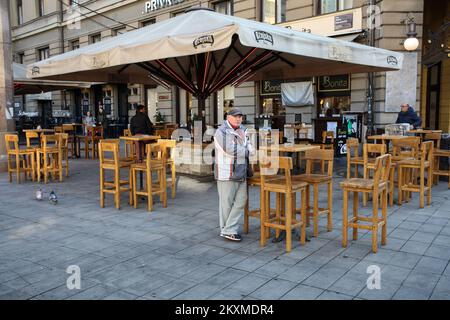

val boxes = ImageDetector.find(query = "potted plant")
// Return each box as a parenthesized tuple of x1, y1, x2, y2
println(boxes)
(154, 110, 165, 124)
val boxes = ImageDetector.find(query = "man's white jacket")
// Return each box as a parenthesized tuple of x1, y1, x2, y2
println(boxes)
(214, 120, 255, 181)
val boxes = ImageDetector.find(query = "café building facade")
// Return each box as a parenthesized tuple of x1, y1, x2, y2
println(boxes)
(10, 0, 448, 136)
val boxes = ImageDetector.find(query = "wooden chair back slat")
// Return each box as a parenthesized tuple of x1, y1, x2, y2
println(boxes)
(424, 132, 441, 149)
(25, 131, 39, 148)
(5, 134, 19, 153)
(392, 137, 420, 159)
(304, 149, 334, 176)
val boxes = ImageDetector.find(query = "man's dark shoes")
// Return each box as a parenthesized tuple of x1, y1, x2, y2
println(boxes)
(220, 233, 242, 242)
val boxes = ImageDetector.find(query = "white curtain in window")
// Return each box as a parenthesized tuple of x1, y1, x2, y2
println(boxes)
(281, 82, 314, 106)
(277, 0, 286, 23)
(321, 0, 336, 14)
(339, 0, 353, 10)
(263, 0, 276, 24)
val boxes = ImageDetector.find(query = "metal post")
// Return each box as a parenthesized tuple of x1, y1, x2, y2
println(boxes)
(366, 0, 376, 137)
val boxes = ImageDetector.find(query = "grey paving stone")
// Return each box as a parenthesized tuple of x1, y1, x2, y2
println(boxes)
(357, 282, 401, 300)
(388, 252, 422, 269)
(316, 290, 353, 300)
(67, 284, 119, 300)
(409, 231, 437, 244)
(398, 221, 423, 231)
(249, 278, 297, 300)
(225, 273, 272, 296)
(402, 271, 440, 292)
(145, 279, 198, 299)
(209, 289, 246, 300)
(183, 263, 227, 283)
(414, 256, 448, 275)
(122, 273, 177, 296)
(392, 286, 432, 300)
(389, 227, 417, 241)
(172, 283, 223, 300)
(301, 265, 347, 290)
(281, 284, 324, 300)
(327, 274, 366, 296)
(424, 244, 450, 260)
(433, 234, 450, 247)
(102, 290, 139, 300)
(400, 241, 430, 255)
(202, 268, 248, 289)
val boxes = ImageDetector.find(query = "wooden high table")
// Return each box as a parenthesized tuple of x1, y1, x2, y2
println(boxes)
(260, 144, 321, 169)
(23, 129, 54, 145)
(407, 129, 443, 140)
(119, 134, 161, 162)
(119, 135, 161, 192)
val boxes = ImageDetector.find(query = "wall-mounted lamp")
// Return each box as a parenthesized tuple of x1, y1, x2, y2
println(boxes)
(402, 14, 419, 51)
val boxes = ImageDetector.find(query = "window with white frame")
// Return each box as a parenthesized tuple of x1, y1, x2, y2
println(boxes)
(17, 0, 23, 25)
(140, 19, 155, 27)
(262, 0, 286, 24)
(38, 47, 50, 61)
(113, 27, 126, 36)
(213, 1, 232, 15)
(319, 0, 352, 14)
(90, 33, 101, 44)
(70, 39, 79, 51)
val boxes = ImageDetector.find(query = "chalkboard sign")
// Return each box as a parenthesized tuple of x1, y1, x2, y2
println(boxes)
(260, 80, 282, 96)
(82, 99, 89, 114)
(104, 97, 111, 114)
(318, 74, 350, 92)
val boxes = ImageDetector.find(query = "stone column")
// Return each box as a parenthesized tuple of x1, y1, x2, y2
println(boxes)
(0, 0, 15, 171)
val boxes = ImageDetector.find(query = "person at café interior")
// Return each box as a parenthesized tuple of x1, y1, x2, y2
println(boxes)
(130, 104, 155, 135)
(396, 103, 422, 129)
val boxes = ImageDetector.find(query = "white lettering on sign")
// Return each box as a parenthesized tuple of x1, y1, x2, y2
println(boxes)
(144, 0, 184, 13)
(321, 76, 348, 89)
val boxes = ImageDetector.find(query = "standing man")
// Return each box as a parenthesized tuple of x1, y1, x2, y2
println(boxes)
(130, 104, 154, 135)
(214, 107, 254, 242)
(396, 103, 422, 129)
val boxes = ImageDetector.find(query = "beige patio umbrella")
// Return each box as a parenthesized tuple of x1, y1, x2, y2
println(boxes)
(13, 62, 92, 95)
(28, 8, 403, 122)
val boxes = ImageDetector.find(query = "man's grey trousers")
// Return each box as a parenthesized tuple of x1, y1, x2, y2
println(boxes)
(217, 180, 247, 235)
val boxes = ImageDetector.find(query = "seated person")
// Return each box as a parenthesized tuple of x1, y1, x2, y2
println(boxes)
(130, 104, 154, 135)
(396, 103, 422, 129)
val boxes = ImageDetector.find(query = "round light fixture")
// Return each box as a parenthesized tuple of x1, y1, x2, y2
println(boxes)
(404, 37, 419, 51)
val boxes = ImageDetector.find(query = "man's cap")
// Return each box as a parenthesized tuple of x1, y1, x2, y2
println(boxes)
(227, 107, 244, 116)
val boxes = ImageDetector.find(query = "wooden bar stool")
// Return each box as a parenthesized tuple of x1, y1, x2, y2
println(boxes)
(131, 143, 167, 211)
(78, 125, 103, 159)
(313, 131, 334, 173)
(5, 134, 35, 183)
(62, 124, 76, 158)
(259, 156, 307, 252)
(391, 137, 420, 205)
(362, 143, 386, 206)
(25, 131, 40, 149)
(36, 134, 63, 183)
(243, 161, 278, 235)
(99, 139, 133, 209)
(123, 128, 136, 161)
(340, 154, 391, 253)
(397, 141, 433, 208)
(424, 132, 450, 188)
(293, 149, 333, 237)
(346, 138, 363, 178)
(158, 139, 177, 199)
(55, 133, 70, 177)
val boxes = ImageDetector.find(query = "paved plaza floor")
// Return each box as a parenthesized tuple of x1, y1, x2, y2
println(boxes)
(0, 157, 450, 300)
